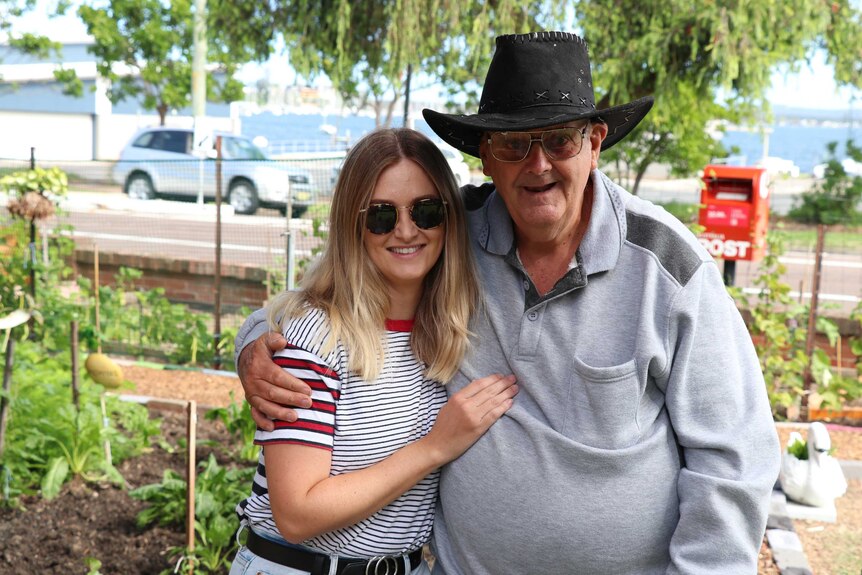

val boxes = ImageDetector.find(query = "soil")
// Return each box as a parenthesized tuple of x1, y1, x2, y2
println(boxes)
(0, 365, 859, 575)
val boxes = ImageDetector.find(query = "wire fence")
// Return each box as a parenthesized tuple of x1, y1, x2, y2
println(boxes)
(2, 152, 861, 326)
(1, 153, 338, 266)
(0, 152, 344, 358)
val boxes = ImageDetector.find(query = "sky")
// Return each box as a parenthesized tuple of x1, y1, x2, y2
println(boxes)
(5, 4, 861, 112)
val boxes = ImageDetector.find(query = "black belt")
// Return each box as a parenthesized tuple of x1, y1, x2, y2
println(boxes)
(246, 529, 423, 575)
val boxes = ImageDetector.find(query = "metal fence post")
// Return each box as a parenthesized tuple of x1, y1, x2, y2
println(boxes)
(285, 172, 295, 291)
(213, 136, 223, 370)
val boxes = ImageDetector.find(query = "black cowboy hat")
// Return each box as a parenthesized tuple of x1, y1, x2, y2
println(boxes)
(423, 31, 653, 157)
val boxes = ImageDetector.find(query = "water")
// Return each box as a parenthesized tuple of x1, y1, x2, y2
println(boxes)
(240, 111, 436, 155)
(722, 124, 862, 174)
(240, 110, 862, 175)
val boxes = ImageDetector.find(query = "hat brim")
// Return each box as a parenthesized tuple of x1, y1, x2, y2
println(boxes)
(423, 96, 654, 158)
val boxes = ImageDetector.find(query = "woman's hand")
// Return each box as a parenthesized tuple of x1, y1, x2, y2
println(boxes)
(422, 374, 518, 465)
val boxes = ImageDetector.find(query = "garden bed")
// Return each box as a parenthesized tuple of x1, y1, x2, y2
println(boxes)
(1, 365, 860, 574)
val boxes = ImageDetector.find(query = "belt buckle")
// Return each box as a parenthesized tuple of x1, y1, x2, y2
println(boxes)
(365, 555, 400, 575)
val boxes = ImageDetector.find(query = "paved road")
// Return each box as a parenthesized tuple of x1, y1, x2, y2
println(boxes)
(20, 185, 861, 317)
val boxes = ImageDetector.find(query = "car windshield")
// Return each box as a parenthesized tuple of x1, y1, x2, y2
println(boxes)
(222, 137, 267, 160)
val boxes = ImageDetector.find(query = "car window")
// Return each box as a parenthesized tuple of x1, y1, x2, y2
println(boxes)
(139, 130, 190, 154)
(222, 137, 266, 160)
(132, 132, 154, 148)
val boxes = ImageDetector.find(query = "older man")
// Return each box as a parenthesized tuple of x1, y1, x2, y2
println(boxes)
(236, 31, 780, 574)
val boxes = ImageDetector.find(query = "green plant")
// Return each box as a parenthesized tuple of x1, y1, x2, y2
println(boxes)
(785, 435, 837, 460)
(205, 394, 257, 462)
(787, 436, 808, 460)
(71, 265, 236, 369)
(851, 300, 862, 377)
(0, 167, 71, 324)
(0, 339, 156, 504)
(731, 230, 810, 418)
(789, 140, 862, 225)
(84, 557, 103, 575)
(131, 454, 254, 574)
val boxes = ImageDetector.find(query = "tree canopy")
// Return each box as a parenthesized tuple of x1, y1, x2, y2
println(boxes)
(576, 0, 862, 193)
(5, 0, 862, 177)
(74, 0, 243, 124)
(211, 0, 565, 126)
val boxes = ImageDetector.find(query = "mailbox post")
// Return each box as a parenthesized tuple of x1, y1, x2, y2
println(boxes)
(697, 165, 770, 285)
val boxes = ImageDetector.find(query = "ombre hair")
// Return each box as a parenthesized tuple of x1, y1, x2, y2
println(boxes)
(266, 128, 479, 383)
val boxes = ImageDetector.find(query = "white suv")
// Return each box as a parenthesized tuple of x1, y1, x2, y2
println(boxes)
(112, 127, 314, 216)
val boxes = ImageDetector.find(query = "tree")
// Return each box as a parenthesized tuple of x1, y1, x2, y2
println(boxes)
(576, 0, 862, 194)
(74, 0, 244, 125)
(0, 0, 78, 90)
(211, 0, 564, 127)
(789, 140, 862, 225)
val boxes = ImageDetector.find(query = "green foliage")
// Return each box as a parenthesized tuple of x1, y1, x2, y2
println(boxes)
(787, 436, 808, 460)
(0, 166, 68, 202)
(851, 301, 862, 376)
(732, 230, 809, 418)
(0, 167, 75, 336)
(73, 0, 244, 124)
(204, 395, 257, 462)
(84, 557, 104, 575)
(131, 453, 254, 574)
(578, 0, 862, 193)
(789, 140, 862, 225)
(72, 265, 235, 368)
(0, 339, 158, 504)
(785, 435, 837, 460)
(731, 228, 860, 417)
(225, 0, 561, 126)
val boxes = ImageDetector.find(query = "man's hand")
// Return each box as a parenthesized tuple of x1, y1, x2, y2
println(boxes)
(238, 332, 313, 430)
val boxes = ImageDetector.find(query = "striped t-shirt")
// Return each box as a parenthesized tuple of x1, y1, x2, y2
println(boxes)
(237, 307, 448, 556)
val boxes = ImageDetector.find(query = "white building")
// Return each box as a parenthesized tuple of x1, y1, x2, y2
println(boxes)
(0, 39, 234, 161)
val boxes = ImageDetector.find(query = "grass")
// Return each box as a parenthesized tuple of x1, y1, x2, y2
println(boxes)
(776, 226, 862, 253)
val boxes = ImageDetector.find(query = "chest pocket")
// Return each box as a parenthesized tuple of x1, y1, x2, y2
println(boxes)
(561, 356, 641, 450)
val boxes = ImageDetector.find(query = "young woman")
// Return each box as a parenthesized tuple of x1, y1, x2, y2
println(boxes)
(230, 128, 517, 575)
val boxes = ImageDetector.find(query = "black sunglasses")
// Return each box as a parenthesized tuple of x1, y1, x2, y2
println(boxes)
(360, 197, 447, 235)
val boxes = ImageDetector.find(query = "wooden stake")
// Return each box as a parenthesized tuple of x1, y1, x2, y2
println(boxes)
(94, 244, 101, 354)
(71, 321, 80, 409)
(186, 400, 197, 572)
(801, 224, 826, 420)
(0, 337, 15, 464)
(100, 394, 112, 467)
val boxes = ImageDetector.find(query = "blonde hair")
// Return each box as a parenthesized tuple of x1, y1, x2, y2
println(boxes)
(266, 128, 479, 383)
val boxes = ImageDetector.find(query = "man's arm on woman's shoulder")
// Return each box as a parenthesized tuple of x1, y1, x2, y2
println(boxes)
(235, 308, 312, 430)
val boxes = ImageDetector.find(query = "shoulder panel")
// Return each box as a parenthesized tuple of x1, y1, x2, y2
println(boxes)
(625, 210, 704, 287)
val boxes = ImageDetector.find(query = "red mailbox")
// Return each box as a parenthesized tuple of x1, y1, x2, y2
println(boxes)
(697, 165, 770, 262)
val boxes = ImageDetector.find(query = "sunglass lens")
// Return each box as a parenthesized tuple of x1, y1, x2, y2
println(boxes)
(412, 199, 446, 229)
(366, 204, 397, 234)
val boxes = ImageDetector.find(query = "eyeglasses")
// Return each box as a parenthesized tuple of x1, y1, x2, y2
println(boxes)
(360, 197, 447, 235)
(486, 126, 588, 163)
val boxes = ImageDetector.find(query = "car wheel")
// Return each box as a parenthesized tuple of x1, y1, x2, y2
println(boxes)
(228, 179, 259, 215)
(126, 173, 155, 200)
